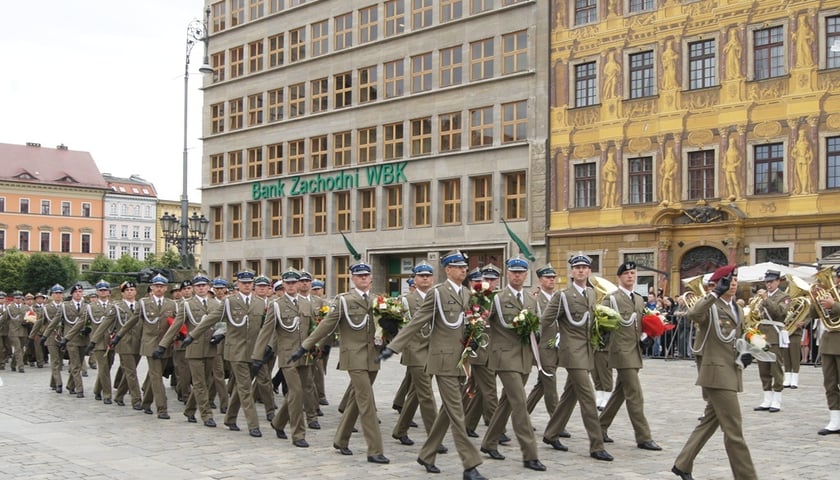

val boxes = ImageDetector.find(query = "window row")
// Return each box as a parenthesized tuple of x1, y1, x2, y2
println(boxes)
(107, 203, 154, 218)
(0, 230, 92, 254)
(208, 172, 526, 241)
(208, 30, 527, 131)
(107, 224, 154, 241)
(570, 15, 840, 106)
(209, 101, 527, 184)
(571, 136, 840, 208)
(107, 244, 152, 261)
(0, 197, 92, 217)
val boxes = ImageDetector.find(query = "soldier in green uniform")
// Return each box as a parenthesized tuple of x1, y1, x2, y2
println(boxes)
(87, 280, 114, 404)
(2, 291, 28, 372)
(45, 284, 89, 397)
(527, 264, 560, 416)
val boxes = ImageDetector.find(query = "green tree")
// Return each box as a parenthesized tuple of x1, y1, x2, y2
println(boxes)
(0, 249, 29, 293)
(85, 254, 118, 283)
(22, 253, 77, 294)
(156, 249, 181, 269)
(114, 255, 144, 275)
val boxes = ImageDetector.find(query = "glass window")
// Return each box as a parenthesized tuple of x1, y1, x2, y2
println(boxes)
(311, 77, 328, 113)
(502, 100, 527, 143)
(687, 150, 715, 200)
(754, 26, 785, 80)
(290, 27, 306, 62)
(288, 139, 305, 174)
(335, 191, 351, 232)
(289, 82, 305, 117)
(385, 185, 403, 229)
(472, 175, 492, 223)
(502, 30, 527, 74)
(211, 51, 225, 82)
(358, 127, 377, 164)
(629, 51, 654, 99)
(441, 0, 463, 22)
(211, 154, 225, 184)
(359, 5, 379, 44)
(504, 171, 526, 220)
(828, 15, 840, 69)
(412, 0, 433, 29)
(211, 206, 223, 240)
(248, 40, 263, 73)
(413, 182, 431, 227)
(311, 20, 328, 57)
(267, 143, 283, 176)
(290, 197, 304, 235)
(688, 39, 716, 89)
(311, 136, 328, 170)
(627, 156, 653, 204)
(19, 231, 30, 251)
(230, 204, 242, 240)
(212, 1, 226, 32)
(211, 102, 225, 134)
(312, 194, 327, 234)
(470, 38, 494, 81)
(41, 200, 50, 215)
(81, 234, 91, 254)
(359, 189, 376, 230)
(411, 52, 433, 93)
(384, 122, 405, 159)
(268, 88, 284, 122)
(248, 201, 262, 238)
(470, 0, 492, 14)
(268, 33, 284, 67)
(19, 198, 29, 213)
(385, 0, 405, 37)
(269, 199, 282, 236)
(440, 45, 463, 87)
(754, 143, 785, 194)
(385, 59, 405, 98)
(248, 93, 263, 126)
(359, 65, 378, 103)
(574, 61, 597, 107)
(410, 117, 432, 156)
(335, 71, 352, 108)
(230, 45, 244, 78)
(229, 97, 244, 130)
(230, 0, 245, 26)
(441, 179, 461, 225)
(574, 0, 597, 26)
(828, 136, 840, 189)
(469, 106, 493, 148)
(574, 162, 597, 208)
(333, 131, 352, 167)
(228, 150, 243, 182)
(439, 112, 462, 152)
(40, 232, 50, 252)
(628, 0, 654, 13)
(61, 201, 71, 216)
(334, 13, 353, 50)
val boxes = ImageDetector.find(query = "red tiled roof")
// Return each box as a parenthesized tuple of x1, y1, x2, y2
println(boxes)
(102, 173, 158, 197)
(0, 143, 109, 189)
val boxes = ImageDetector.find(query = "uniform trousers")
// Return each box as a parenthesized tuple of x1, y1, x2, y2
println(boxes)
(173, 349, 191, 400)
(271, 364, 307, 441)
(758, 344, 784, 391)
(392, 371, 412, 409)
(544, 368, 605, 452)
(526, 365, 558, 415)
(674, 387, 757, 479)
(66, 345, 85, 393)
(0, 335, 8, 367)
(253, 361, 276, 417)
(141, 356, 168, 414)
(418, 375, 482, 470)
(225, 361, 259, 429)
(7, 336, 24, 370)
(334, 370, 383, 455)
(92, 349, 114, 399)
(598, 367, 652, 443)
(209, 353, 229, 409)
(481, 371, 538, 460)
(301, 363, 319, 422)
(115, 354, 142, 405)
(184, 357, 214, 421)
(464, 364, 497, 430)
(591, 350, 613, 391)
(781, 333, 802, 373)
(393, 365, 437, 437)
(315, 351, 330, 402)
(47, 344, 63, 387)
(31, 337, 45, 366)
(822, 353, 840, 410)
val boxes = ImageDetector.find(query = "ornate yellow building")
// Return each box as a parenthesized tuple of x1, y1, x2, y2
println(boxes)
(548, 0, 840, 294)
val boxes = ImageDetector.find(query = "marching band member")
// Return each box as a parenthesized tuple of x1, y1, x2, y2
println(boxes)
(753, 270, 789, 413)
(817, 267, 840, 435)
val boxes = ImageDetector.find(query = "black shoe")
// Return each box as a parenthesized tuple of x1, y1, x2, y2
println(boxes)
(210, 402, 217, 408)
(132, 404, 143, 411)
(90, 364, 97, 370)
(790, 385, 798, 389)
(437, 444, 448, 454)
(638, 440, 662, 451)
(220, 407, 227, 414)
(37, 364, 44, 368)
(266, 412, 275, 422)
(523, 459, 546, 471)
(308, 420, 321, 430)
(225, 423, 240, 431)
(417, 458, 440, 474)
(76, 393, 85, 398)
(480, 447, 505, 460)
(333, 443, 353, 455)
(754, 405, 770, 411)
(293, 439, 309, 448)
(82, 372, 88, 377)
(56, 386, 63, 394)
(466, 429, 479, 438)
(603, 432, 614, 443)
(597, 405, 604, 411)
(392, 404, 403, 413)
(498, 433, 511, 445)
(103, 398, 113, 405)
(186, 415, 197, 423)
(409, 420, 418, 428)
(351, 426, 358, 433)
(590, 450, 614, 461)
(818, 427, 840, 435)
(558, 430, 571, 438)
(275, 428, 288, 439)
(115, 400, 125, 406)
(463, 467, 487, 480)
(158, 413, 170, 420)
(95, 394, 102, 401)
(769, 406, 781, 413)
(316, 408, 324, 416)
(393, 434, 414, 446)
(249, 428, 262, 438)
(367, 454, 390, 464)
(143, 408, 153, 415)
(204, 419, 217, 427)
(319, 398, 329, 406)
(542, 437, 568, 451)
(68, 389, 76, 395)
(671, 465, 694, 480)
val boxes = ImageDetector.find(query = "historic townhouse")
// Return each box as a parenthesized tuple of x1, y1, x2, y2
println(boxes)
(102, 174, 159, 262)
(201, 0, 549, 292)
(548, 0, 840, 293)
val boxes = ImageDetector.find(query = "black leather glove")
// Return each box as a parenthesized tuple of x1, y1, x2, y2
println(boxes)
(58, 338, 68, 350)
(251, 360, 264, 376)
(375, 347, 394, 363)
(535, 332, 541, 343)
(85, 342, 95, 355)
(262, 345, 274, 364)
(152, 346, 166, 360)
(109, 334, 121, 348)
(39, 336, 47, 347)
(321, 344, 331, 355)
(469, 339, 479, 351)
(81, 326, 92, 336)
(180, 335, 194, 347)
(639, 335, 654, 351)
(740, 353, 754, 369)
(288, 346, 306, 364)
(713, 273, 733, 296)
(209, 334, 225, 345)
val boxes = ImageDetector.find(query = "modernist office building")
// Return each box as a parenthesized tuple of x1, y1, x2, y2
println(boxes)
(201, 0, 549, 293)
(547, 0, 840, 294)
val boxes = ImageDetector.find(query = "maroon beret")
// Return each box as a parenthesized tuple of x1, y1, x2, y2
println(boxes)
(709, 265, 737, 282)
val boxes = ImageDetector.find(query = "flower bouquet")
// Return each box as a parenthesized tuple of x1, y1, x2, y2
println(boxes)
(458, 285, 494, 369)
(641, 307, 675, 340)
(24, 309, 37, 324)
(591, 304, 622, 348)
(735, 327, 776, 368)
(373, 295, 406, 343)
(509, 308, 540, 344)
(167, 316, 188, 341)
(308, 304, 332, 360)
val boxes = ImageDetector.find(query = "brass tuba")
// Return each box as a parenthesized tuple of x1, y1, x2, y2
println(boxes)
(680, 276, 705, 310)
(589, 276, 618, 304)
(812, 267, 840, 332)
(743, 294, 764, 331)
(783, 274, 812, 334)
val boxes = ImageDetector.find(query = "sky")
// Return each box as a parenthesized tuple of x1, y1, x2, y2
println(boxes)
(1, 0, 208, 202)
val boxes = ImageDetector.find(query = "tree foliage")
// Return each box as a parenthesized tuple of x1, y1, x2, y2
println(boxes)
(0, 249, 28, 293)
(22, 253, 78, 294)
(85, 254, 119, 284)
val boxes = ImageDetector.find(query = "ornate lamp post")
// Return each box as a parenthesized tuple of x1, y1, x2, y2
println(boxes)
(163, 7, 213, 269)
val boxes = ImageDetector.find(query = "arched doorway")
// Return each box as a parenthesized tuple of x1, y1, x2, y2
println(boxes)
(679, 246, 727, 293)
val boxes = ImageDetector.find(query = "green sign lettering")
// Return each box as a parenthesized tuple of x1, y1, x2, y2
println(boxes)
(250, 162, 408, 201)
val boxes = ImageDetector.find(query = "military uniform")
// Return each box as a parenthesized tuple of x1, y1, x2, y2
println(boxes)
(0, 292, 8, 370)
(755, 273, 789, 411)
(44, 287, 90, 396)
(674, 266, 757, 479)
(87, 294, 115, 403)
(32, 288, 65, 389)
(817, 271, 840, 435)
(2, 294, 28, 372)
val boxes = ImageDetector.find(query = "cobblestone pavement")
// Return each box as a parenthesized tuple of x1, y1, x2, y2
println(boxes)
(0, 357, 837, 479)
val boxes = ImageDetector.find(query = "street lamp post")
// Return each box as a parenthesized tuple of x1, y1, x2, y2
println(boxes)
(166, 7, 213, 269)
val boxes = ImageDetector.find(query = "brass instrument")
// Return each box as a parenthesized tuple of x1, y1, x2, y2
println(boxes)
(743, 294, 763, 330)
(680, 276, 705, 310)
(783, 274, 812, 334)
(589, 276, 618, 304)
(813, 267, 840, 332)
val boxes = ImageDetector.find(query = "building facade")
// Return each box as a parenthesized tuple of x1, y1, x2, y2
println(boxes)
(201, 0, 549, 293)
(102, 174, 158, 262)
(0, 142, 108, 270)
(548, 0, 840, 294)
(156, 199, 204, 266)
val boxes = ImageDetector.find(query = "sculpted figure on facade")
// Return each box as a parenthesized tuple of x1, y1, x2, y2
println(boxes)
(603, 149, 619, 208)
(796, 15, 815, 68)
(723, 29, 742, 80)
(661, 40, 679, 90)
(724, 136, 742, 200)
(603, 51, 621, 100)
(792, 126, 813, 194)
(660, 144, 678, 204)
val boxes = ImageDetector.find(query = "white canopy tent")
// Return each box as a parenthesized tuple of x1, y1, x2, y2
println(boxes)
(681, 261, 817, 286)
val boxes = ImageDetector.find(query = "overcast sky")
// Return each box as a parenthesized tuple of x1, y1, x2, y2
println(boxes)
(1, 0, 208, 202)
